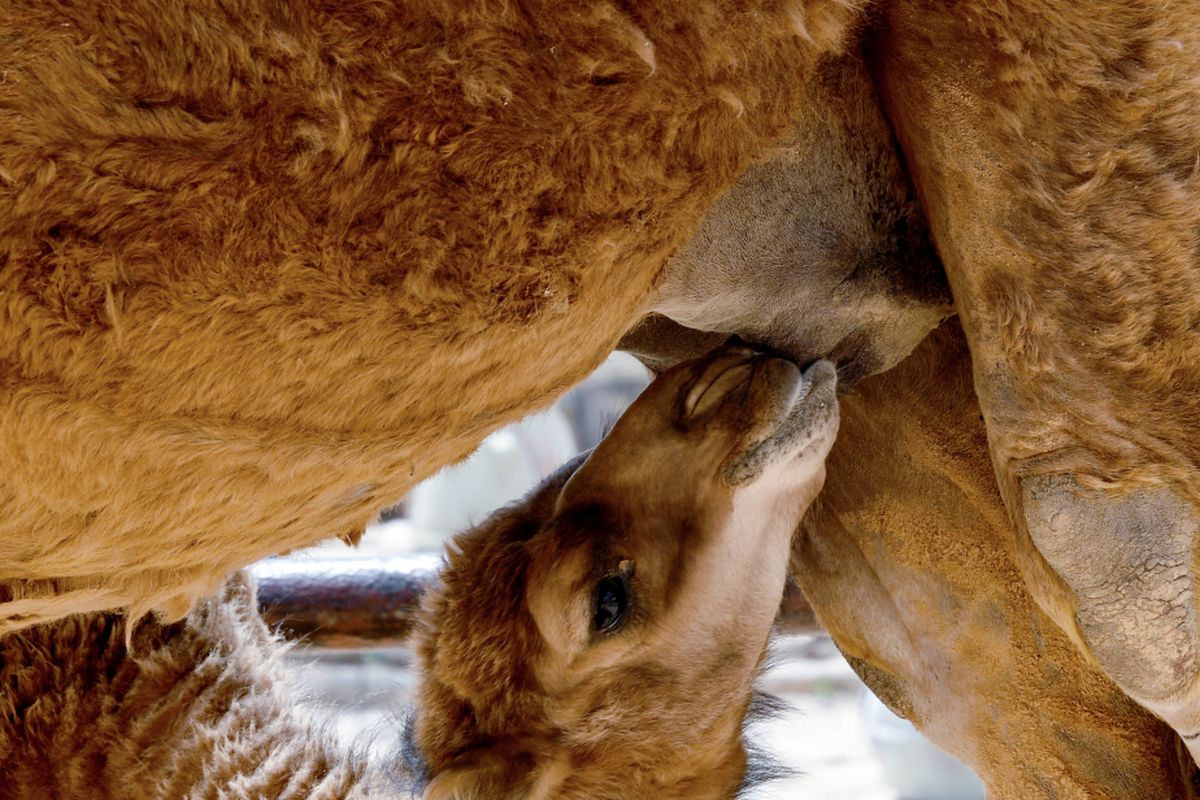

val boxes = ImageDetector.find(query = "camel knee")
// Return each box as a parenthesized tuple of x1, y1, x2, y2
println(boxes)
(1021, 475, 1200, 703)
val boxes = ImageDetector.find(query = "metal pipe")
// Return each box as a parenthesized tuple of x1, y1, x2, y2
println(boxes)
(253, 555, 819, 648)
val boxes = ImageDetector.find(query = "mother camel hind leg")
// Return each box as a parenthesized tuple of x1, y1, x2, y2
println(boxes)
(878, 0, 1200, 761)
(795, 324, 1195, 799)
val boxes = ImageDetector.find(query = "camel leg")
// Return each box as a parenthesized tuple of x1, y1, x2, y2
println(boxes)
(874, 0, 1200, 764)
(793, 324, 1194, 798)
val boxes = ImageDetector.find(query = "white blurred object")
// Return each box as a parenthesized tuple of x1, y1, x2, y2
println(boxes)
(399, 353, 648, 552)
(859, 689, 985, 800)
(557, 351, 650, 450)
(406, 407, 578, 549)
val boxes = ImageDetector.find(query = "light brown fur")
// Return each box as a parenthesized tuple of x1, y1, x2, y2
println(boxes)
(875, 0, 1200, 762)
(412, 345, 837, 799)
(0, 0, 860, 630)
(624, 3, 1200, 788)
(795, 323, 1197, 799)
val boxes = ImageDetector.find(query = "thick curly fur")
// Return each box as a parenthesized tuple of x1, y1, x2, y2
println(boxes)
(0, 573, 392, 799)
(0, 0, 864, 630)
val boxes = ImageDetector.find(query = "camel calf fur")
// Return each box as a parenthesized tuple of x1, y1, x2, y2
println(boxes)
(410, 344, 836, 799)
(0, 344, 838, 800)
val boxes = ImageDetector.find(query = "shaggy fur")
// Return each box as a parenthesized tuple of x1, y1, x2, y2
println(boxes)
(0, 573, 391, 799)
(8, 329, 1191, 800)
(0, 0, 864, 630)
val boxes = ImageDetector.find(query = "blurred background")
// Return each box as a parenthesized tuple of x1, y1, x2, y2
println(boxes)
(263, 352, 984, 799)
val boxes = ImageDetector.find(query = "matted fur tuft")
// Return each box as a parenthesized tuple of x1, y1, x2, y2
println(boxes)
(396, 710, 432, 797)
(0, 573, 408, 798)
(736, 688, 796, 797)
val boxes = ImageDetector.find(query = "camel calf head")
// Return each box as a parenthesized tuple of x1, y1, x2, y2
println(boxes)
(410, 344, 838, 799)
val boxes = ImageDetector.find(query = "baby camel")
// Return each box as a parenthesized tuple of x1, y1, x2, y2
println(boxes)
(409, 344, 837, 798)
(0, 345, 837, 800)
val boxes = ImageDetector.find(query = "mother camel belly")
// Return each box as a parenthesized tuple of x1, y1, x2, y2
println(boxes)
(0, 0, 861, 629)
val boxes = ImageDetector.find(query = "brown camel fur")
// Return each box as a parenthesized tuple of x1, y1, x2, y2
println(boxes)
(875, 0, 1200, 765)
(9, 0, 1200, 793)
(410, 344, 837, 799)
(0, 0, 861, 631)
(795, 323, 1197, 799)
(623, 31, 1198, 794)
(1, 344, 838, 799)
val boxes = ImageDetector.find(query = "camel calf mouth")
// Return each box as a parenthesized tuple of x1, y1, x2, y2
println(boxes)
(410, 344, 839, 799)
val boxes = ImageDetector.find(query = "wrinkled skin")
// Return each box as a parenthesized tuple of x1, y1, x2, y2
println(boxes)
(876, 0, 1200, 771)
(622, 54, 952, 384)
(795, 324, 1196, 799)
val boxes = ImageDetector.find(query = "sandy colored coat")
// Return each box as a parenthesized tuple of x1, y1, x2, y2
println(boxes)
(0, 0, 859, 629)
(875, 0, 1200, 766)
(797, 324, 1196, 799)
(630, 0, 1200, 788)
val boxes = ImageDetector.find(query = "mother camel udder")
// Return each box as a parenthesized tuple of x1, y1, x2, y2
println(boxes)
(0, 0, 863, 629)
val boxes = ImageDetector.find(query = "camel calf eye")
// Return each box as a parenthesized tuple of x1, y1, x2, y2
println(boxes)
(593, 576, 629, 634)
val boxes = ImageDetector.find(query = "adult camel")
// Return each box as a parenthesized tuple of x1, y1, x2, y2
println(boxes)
(3, 0, 1200, 796)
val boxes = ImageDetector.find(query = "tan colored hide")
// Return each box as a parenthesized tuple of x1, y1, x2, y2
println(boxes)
(794, 324, 1195, 799)
(876, 0, 1200, 760)
(0, 0, 860, 629)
